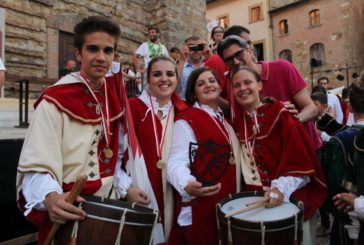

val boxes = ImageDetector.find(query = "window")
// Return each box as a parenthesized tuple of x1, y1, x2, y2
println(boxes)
(310, 43, 325, 66)
(253, 42, 264, 61)
(279, 19, 288, 35)
(249, 4, 263, 23)
(309, 9, 320, 27)
(279, 49, 292, 63)
(217, 14, 229, 29)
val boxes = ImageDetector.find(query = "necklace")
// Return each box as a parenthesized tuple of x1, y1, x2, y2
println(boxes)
(80, 75, 113, 159)
(148, 41, 163, 58)
(149, 96, 172, 169)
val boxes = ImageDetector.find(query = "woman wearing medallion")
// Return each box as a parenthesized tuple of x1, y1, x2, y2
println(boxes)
(230, 66, 327, 245)
(167, 67, 241, 245)
(128, 56, 188, 244)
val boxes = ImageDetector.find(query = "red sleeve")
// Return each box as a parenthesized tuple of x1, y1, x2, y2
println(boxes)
(279, 59, 307, 97)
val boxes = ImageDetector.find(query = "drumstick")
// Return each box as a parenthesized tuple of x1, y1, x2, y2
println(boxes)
(225, 200, 268, 218)
(245, 197, 269, 207)
(44, 175, 88, 245)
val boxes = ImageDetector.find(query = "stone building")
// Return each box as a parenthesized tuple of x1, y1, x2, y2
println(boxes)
(0, 0, 207, 98)
(270, 0, 364, 89)
(206, 0, 273, 61)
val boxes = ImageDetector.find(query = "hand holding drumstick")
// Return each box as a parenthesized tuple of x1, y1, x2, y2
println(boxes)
(43, 175, 88, 245)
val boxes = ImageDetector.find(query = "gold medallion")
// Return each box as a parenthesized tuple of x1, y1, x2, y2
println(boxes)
(157, 159, 165, 169)
(104, 147, 113, 159)
(229, 156, 235, 165)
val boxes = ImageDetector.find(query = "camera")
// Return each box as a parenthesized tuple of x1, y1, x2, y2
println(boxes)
(188, 43, 205, 52)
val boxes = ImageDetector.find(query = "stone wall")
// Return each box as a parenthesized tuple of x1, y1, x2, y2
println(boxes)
(0, 0, 207, 97)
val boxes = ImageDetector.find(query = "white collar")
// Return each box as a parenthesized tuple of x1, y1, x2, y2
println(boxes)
(139, 90, 173, 119)
(194, 102, 224, 122)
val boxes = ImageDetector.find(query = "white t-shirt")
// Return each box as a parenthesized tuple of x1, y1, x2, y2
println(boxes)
(0, 58, 5, 71)
(135, 42, 169, 68)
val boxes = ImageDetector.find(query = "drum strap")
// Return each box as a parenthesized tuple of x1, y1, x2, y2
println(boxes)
(260, 222, 266, 245)
(294, 213, 298, 242)
(115, 209, 128, 245)
(149, 210, 160, 245)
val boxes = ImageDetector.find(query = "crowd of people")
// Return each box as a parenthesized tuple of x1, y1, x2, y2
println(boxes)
(15, 16, 364, 245)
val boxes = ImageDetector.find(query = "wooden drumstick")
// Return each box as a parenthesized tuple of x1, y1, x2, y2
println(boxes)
(44, 175, 88, 245)
(245, 197, 269, 207)
(225, 200, 268, 218)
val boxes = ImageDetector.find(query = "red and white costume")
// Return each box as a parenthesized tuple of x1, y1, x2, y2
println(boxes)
(167, 103, 242, 245)
(16, 72, 129, 244)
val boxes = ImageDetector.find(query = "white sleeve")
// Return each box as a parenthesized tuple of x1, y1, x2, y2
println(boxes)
(271, 176, 310, 202)
(167, 120, 196, 198)
(354, 195, 364, 220)
(162, 45, 169, 57)
(333, 96, 343, 124)
(113, 125, 132, 199)
(0, 58, 5, 70)
(135, 43, 146, 56)
(321, 131, 332, 142)
(22, 172, 63, 216)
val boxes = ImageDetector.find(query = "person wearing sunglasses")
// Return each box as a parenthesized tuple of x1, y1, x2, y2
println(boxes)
(204, 25, 255, 114)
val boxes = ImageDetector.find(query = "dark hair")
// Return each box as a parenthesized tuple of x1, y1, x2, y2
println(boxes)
(223, 25, 250, 39)
(74, 16, 121, 52)
(210, 26, 225, 40)
(217, 35, 248, 59)
(311, 85, 327, 94)
(311, 92, 328, 105)
(184, 67, 220, 105)
(342, 87, 349, 99)
(185, 35, 202, 44)
(146, 56, 178, 83)
(318, 76, 329, 84)
(148, 26, 160, 34)
(170, 47, 180, 53)
(349, 71, 364, 113)
(231, 66, 260, 83)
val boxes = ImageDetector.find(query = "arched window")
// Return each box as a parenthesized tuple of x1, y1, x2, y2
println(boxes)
(309, 9, 320, 27)
(279, 49, 292, 63)
(279, 19, 288, 35)
(310, 43, 325, 67)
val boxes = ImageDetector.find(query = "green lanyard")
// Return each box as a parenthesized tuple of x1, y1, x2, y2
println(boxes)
(148, 41, 163, 58)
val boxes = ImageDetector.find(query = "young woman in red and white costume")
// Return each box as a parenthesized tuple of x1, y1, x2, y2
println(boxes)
(231, 66, 327, 245)
(128, 56, 188, 244)
(167, 67, 242, 245)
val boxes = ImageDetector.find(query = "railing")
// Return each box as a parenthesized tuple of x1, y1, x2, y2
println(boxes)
(16, 79, 30, 128)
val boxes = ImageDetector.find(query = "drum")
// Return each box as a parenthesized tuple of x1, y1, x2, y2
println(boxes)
(216, 191, 303, 245)
(54, 195, 159, 245)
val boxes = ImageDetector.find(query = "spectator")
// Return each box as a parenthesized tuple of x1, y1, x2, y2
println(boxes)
(132, 26, 169, 79)
(177, 35, 206, 100)
(209, 26, 224, 54)
(59, 59, 76, 78)
(169, 47, 180, 64)
(318, 77, 344, 123)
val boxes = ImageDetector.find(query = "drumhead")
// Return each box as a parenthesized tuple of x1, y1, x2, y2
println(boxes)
(221, 196, 299, 222)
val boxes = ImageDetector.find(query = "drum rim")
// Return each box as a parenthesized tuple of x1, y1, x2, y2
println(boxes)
(216, 191, 303, 226)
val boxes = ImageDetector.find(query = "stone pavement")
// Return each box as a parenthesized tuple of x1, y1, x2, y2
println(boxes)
(0, 98, 34, 140)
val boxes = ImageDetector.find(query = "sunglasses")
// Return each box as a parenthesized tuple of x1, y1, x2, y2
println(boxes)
(188, 43, 205, 52)
(223, 49, 245, 66)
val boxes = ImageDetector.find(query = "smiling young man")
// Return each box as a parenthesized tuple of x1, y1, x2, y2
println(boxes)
(16, 16, 149, 244)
